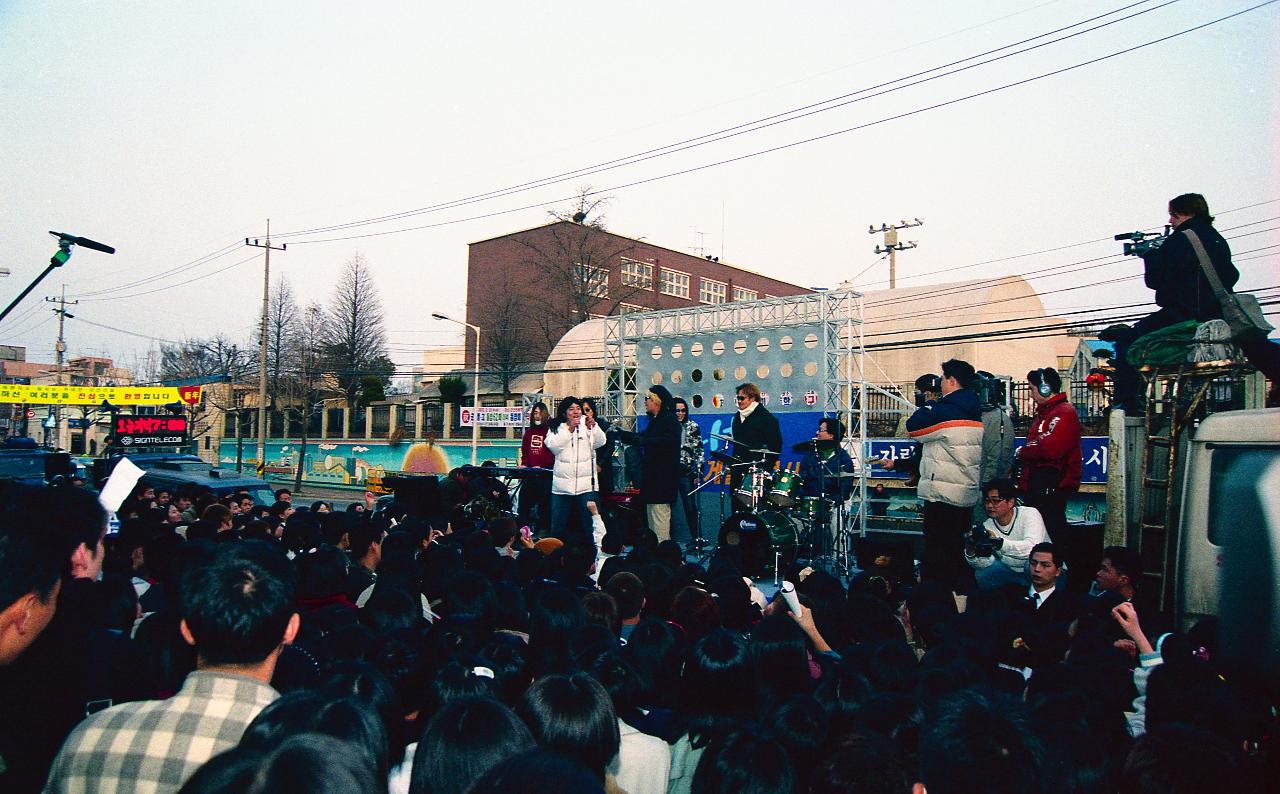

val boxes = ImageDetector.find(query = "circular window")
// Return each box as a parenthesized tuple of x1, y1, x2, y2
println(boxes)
(692, 394, 703, 408)
(756, 365, 769, 378)
(734, 366, 747, 380)
(804, 362, 818, 376)
(651, 371, 663, 384)
(712, 340, 725, 356)
(713, 368, 725, 381)
(651, 345, 663, 360)
(670, 370, 682, 384)
(779, 335, 794, 351)
(691, 342, 704, 357)
(780, 363, 794, 377)
(756, 338, 769, 353)
(691, 369, 703, 382)
(670, 344, 683, 359)
(803, 333, 818, 349)
(733, 339, 747, 355)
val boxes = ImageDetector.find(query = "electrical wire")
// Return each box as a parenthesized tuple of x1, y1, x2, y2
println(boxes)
(283, 2, 1277, 245)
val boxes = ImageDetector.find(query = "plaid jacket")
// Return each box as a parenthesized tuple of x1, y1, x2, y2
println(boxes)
(44, 670, 278, 794)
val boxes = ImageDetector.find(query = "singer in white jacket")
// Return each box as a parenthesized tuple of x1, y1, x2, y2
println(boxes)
(544, 396, 607, 543)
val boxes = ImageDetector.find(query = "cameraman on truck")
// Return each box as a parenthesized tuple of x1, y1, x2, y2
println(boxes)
(1109, 192, 1280, 410)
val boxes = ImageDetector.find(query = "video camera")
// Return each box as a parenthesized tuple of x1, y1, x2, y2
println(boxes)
(1115, 226, 1171, 257)
(913, 374, 941, 408)
(972, 371, 1008, 409)
(968, 523, 1001, 557)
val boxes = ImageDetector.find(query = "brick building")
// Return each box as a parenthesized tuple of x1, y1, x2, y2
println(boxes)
(465, 220, 811, 370)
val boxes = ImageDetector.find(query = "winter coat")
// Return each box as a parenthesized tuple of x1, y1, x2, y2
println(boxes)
(637, 409, 682, 505)
(1141, 217, 1238, 322)
(545, 421, 607, 495)
(906, 388, 983, 508)
(1016, 393, 1083, 494)
(980, 405, 1015, 486)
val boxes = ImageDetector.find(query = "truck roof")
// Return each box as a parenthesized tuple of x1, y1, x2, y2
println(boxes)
(1195, 407, 1280, 443)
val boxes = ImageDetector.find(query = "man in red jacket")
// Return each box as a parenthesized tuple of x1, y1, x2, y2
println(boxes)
(1016, 367, 1084, 591)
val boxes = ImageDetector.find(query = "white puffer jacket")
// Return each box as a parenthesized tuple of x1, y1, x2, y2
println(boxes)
(906, 389, 984, 508)
(544, 421, 607, 495)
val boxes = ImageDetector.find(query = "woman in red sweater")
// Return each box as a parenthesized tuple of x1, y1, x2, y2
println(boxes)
(518, 403, 553, 533)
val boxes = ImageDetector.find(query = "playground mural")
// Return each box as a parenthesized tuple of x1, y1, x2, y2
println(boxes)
(219, 438, 521, 490)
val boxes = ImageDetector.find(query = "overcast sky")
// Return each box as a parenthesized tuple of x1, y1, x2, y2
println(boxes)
(2, 0, 1276, 379)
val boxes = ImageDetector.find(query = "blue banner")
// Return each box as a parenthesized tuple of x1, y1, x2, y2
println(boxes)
(680, 410, 1108, 486)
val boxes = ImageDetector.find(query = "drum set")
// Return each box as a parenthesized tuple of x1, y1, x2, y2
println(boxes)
(704, 437, 857, 578)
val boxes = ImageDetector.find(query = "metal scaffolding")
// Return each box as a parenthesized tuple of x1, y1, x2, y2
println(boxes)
(603, 289, 874, 536)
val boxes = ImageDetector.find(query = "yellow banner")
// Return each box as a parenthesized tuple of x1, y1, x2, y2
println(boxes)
(0, 384, 203, 406)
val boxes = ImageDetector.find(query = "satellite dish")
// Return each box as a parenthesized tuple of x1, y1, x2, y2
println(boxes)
(572, 211, 587, 223)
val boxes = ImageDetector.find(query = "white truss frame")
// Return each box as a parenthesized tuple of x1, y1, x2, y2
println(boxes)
(603, 289, 872, 537)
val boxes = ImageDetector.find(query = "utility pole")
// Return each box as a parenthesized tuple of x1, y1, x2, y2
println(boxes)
(45, 285, 77, 449)
(868, 218, 923, 289)
(246, 222, 286, 479)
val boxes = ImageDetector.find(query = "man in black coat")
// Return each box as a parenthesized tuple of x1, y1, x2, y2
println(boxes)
(614, 384, 682, 541)
(1110, 192, 1280, 410)
(730, 382, 782, 511)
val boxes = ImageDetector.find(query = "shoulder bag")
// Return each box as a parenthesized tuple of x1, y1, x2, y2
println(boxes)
(1183, 229, 1273, 337)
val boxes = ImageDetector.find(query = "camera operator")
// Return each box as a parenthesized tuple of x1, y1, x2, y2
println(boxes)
(881, 374, 940, 485)
(965, 479, 1048, 590)
(1109, 193, 1280, 410)
(973, 371, 1014, 523)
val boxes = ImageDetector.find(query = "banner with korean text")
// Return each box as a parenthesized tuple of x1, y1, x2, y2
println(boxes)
(0, 384, 202, 406)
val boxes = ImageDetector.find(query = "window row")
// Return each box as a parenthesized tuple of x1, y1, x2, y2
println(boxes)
(579, 259, 764, 305)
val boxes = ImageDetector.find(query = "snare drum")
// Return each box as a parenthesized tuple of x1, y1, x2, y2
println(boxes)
(766, 470, 803, 507)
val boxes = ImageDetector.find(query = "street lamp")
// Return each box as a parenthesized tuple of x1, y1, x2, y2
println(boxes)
(431, 312, 481, 466)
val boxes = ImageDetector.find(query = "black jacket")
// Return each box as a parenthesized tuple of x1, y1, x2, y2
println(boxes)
(617, 409, 682, 505)
(731, 404, 782, 468)
(1142, 217, 1238, 321)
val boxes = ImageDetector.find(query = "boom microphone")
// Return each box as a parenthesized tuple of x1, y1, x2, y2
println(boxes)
(48, 231, 116, 255)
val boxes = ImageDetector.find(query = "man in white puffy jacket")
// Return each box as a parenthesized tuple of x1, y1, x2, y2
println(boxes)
(906, 358, 983, 594)
(544, 396, 607, 544)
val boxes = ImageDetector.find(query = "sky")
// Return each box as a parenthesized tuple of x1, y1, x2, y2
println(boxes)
(1, 0, 1277, 382)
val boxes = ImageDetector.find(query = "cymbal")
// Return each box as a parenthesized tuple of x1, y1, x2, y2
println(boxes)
(791, 438, 837, 453)
(711, 450, 742, 465)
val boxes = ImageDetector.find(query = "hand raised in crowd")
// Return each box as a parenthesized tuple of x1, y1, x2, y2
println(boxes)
(1111, 601, 1155, 655)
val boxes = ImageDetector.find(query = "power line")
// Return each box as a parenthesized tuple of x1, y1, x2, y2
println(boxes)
(284, 2, 1277, 246)
(273, 0, 1179, 240)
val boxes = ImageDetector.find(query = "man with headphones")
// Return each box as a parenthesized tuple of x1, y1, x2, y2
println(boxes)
(1016, 367, 1083, 589)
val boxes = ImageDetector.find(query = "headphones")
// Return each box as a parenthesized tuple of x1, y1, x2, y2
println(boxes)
(1031, 368, 1055, 398)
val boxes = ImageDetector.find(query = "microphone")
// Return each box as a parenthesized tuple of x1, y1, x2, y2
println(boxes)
(779, 580, 801, 614)
(48, 231, 116, 255)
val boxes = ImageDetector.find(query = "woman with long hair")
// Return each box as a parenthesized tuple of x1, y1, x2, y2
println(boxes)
(544, 396, 606, 543)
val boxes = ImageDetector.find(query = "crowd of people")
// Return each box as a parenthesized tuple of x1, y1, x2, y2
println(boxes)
(0, 190, 1273, 792)
(1, 459, 1275, 794)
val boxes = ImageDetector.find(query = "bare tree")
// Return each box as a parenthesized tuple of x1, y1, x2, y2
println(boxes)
(289, 302, 326, 490)
(158, 336, 251, 383)
(479, 276, 539, 400)
(321, 253, 392, 408)
(516, 189, 645, 348)
(255, 275, 301, 409)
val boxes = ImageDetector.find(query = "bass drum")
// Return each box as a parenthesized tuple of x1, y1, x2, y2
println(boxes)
(718, 510, 800, 577)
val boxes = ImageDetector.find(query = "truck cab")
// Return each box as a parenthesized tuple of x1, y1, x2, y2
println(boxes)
(1174, 407, 1279, 668)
